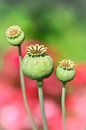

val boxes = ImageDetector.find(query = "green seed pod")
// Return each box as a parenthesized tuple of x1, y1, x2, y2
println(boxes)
(56, 59, 75, 82)
(6, 25, 25, 46)
(22, 44, 54, 80)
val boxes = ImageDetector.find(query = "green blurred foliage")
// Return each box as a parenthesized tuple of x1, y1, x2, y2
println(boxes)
(0, 0, 86, 67)
(40, 7, 86, 62)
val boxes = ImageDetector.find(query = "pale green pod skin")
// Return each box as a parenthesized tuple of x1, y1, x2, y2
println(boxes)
(22, 54, 54, 80)
(56, 66, 75, 82)
(7, 32, 25, 46)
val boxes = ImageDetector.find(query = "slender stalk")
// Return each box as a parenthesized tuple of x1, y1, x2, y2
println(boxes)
(37, 80, 48, 130)
(61, 82, 66, 130)
(18, 45, 38, 130)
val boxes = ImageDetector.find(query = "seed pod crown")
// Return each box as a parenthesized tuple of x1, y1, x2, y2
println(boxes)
(27, 44, 47, 57)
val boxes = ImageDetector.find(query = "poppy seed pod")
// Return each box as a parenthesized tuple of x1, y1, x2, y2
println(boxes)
(22, 44, 54, 80)
(56, 59, 75, 82)
(6, 25, 25, 46)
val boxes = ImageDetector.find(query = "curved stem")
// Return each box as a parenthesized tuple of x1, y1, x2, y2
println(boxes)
(37, 80, 48, 130)
(61, 82, 66, 130)
(18, 45, 38, 130)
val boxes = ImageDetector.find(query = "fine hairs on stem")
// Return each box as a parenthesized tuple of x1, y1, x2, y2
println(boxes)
(61, 82, 66, 130)
(18, 45, 38, 130)
(37, 80, 48, 130)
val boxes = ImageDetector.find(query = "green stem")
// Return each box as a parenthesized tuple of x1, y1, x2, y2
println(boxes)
(61, 82, 66, 130)
(18, 45, 38, 130)
(37, 80, 48, 130)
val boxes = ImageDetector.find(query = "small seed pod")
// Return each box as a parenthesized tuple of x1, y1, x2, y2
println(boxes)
(6, 25, 25, 46)
(22, 44, 54, 80)
(56, 59, 75, 82)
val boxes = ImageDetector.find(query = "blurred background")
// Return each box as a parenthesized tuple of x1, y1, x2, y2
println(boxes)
(0, 0, 86, 130)
(0, 0, 86, 67)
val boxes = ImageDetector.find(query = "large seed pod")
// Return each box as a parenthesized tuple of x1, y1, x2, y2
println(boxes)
(22, 44, 54, 80)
